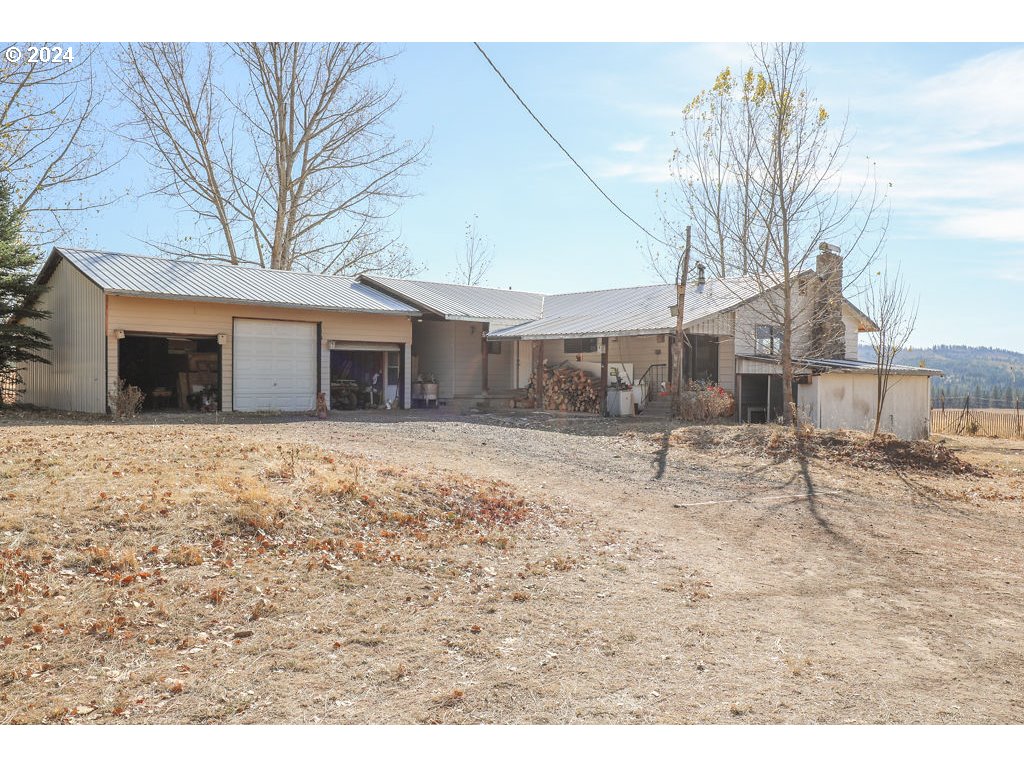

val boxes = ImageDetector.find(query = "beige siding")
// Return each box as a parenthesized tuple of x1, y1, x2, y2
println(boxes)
(106, 295, 412, 411)
(734, 289, 816, 358)
(485, 337, 515, 392)
(842, 306, 860, 360)
(412, 319, 488, 398)
(717, 335, 736, 392)
(20, 258, 106, 413)
(685, 311, 735, 337)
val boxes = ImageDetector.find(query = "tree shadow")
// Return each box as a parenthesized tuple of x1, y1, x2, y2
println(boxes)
(653, 426, 671, 480)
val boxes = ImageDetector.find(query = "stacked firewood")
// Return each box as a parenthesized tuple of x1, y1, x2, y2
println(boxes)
(526, 365, 601, 413)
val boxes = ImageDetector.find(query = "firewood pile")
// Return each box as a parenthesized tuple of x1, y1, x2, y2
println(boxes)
(525, 364, 601, 413)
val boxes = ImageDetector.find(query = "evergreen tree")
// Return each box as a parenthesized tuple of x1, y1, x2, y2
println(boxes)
(0, 179, 50, 404)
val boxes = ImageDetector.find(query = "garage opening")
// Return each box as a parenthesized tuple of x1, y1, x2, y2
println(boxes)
(329, 344, 402, 410)
(118, 334, 221, 411)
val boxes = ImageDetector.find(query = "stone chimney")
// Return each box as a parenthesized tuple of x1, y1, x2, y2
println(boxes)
(695, 262, 706, 292)
(810, 242, 846, 359)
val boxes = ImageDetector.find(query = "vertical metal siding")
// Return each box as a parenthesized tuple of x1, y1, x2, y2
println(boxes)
(20, 258, 106, 412)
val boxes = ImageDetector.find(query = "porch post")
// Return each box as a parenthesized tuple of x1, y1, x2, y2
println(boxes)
(481, 322, 490, 396)
(533, 340, 544, 408)
(600, 336, 609, 417)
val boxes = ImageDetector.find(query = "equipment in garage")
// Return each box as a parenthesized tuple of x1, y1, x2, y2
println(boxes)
(329, 344, 402, 410)
(117, 334, 221, 411)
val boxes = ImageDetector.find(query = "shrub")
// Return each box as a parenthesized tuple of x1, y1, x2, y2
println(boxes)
(109, 379, 145, 419)
(678, 380, 735, 421)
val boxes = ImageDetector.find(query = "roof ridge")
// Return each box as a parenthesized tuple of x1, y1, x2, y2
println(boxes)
(364, 273, 545, 297)
(547, 272, 767, 300)
(56, 247, 364, 282)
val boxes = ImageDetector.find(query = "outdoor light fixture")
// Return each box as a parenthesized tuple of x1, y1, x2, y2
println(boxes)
(216, 333, 227, 345)
(327, 340, 336, 350)
(113, 329, 125, 340)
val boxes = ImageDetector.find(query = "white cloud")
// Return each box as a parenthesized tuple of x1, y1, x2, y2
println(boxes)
(593, 159, 672, 183)
(914, 47, 1024, 149)
(855, 46, 1024, 245)
(612, 138, 648, 153)
(942, 209, 1024, 242)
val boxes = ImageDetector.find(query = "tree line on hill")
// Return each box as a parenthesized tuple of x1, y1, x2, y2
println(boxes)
(859, 344, 1024, 409)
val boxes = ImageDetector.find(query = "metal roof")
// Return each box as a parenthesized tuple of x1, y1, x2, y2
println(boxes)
(357, 274, 544, 322)
(488, 274, 768, 340)
(739, 355, 943, 376)
(43, 248, 420, 315)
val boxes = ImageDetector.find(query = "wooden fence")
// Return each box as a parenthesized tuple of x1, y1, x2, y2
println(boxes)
(932, 407, 1024, 439)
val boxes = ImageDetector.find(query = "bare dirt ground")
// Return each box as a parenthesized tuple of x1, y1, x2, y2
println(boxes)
(1, 406, 1022, 724)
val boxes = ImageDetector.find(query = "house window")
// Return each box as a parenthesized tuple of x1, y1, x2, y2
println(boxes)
(754, 324, 783, 355)
(564, 338, 598, 354)
(487, 340, 502, 355)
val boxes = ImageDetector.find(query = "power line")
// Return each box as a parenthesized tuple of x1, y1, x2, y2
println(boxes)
(473, 42, 674, 250)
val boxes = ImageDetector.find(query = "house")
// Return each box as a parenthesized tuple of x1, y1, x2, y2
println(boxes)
(17, 244, 940, 439)
(364, 243, 940, 439)
(18, 248, 420, 413)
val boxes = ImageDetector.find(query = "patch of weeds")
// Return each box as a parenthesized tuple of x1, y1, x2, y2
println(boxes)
(168, 545, 203, 567)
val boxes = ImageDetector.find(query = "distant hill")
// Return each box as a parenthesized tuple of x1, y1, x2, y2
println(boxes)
(858, 344, 1024, 408)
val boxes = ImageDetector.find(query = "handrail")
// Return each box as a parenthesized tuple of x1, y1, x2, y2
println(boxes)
(637, 363, 668, 405)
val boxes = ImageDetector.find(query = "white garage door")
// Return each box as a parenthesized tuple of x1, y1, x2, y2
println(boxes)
(233, 319, 317, 411)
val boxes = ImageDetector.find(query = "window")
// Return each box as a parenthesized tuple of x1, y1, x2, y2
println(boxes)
(754, 324, 783, 355)
(563, 338, 598, 354)
(487, 340, 502, 355)
(386, 351, 401, 386)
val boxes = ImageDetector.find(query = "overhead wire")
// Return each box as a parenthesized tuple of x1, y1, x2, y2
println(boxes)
(473, 42, 678, 251)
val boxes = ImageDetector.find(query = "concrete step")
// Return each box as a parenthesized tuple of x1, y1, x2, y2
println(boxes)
(640, 397, 673, 415)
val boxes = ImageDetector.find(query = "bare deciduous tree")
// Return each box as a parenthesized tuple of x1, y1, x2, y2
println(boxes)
(0, 43, 114, 246)
(864, 265, 919, 437)
(451, 215, 494, 285)
(113, 42, 425, 275)
(656, 43, 888, 427)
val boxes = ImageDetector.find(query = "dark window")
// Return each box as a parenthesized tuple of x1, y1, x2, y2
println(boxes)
(754, 325, 783, 355)
(487, 340, 502, 355)
(564, 338, 598, 354)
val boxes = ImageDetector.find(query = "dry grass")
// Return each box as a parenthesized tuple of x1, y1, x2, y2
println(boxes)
(0, 425, 605, 724)
(2, 413, 1024, 724)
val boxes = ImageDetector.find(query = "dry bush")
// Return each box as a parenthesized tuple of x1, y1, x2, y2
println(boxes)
(678, 381, 735, 421)
(108, 379, 145, 419)
(672, 424, 986, 476)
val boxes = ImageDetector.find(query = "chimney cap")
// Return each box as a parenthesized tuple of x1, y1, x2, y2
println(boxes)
(819, 242, 842, 255)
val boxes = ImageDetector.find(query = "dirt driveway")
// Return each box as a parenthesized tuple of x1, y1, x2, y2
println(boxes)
(210, 410, 1024, 722)
(2, 408, 1022, 723)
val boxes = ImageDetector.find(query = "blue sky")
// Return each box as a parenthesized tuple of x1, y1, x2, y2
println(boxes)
(77, 43, 1024, 352)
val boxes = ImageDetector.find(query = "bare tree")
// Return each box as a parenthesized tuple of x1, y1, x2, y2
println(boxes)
(451, 215, 494, 285)
(658, 43, 888, 427)
(864, 265, 918, 437)
(0, 43, 114, 246)
(113, 42, 425, 275)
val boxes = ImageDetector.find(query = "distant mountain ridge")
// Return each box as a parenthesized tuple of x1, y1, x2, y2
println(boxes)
(857, 344, 1024, 408)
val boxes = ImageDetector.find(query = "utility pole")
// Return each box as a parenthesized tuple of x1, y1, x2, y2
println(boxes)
(671, 225, 692, 417)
